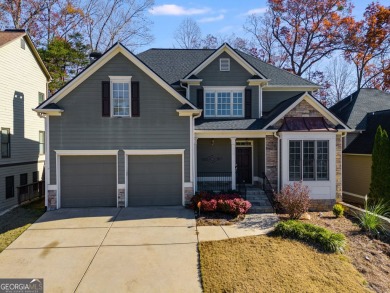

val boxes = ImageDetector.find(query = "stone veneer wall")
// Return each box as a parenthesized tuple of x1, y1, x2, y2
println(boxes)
(273, 100, 335, 129)
(47, 190, 57, 211)
(118, 189, 125, 207)
(184, 186, 194, 205)
(265, 135, 278, 189)
(309, 199, 335, 211)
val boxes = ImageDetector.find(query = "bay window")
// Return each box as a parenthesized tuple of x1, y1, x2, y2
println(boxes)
(204, 87, 244, 118)
(289, 140, 329, 181)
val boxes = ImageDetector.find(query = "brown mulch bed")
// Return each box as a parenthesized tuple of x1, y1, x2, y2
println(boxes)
(196, 212, 245, 226)
(280, 212, 390, 293)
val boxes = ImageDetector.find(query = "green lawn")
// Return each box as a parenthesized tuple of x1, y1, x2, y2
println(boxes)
(0, 198, 45, 253)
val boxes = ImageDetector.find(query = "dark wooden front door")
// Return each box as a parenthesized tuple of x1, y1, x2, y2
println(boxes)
(236, 147, 252, 184)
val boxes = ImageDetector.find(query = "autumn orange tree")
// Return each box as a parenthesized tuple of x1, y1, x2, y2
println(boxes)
(343, 2, 390, 91)
(267, 0, 353, 76)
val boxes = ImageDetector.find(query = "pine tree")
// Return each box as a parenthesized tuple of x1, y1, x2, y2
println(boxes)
(369, 126, 390, 202)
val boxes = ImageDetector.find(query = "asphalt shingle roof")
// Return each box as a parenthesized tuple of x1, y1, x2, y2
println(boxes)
(0, 31, 25, 47)
(344, 110, 390, 154)
(137, 48, 318, 87)
(330, 89, 390, 130)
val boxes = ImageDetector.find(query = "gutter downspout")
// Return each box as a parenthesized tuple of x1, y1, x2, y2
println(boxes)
(273, 132, 281, 193)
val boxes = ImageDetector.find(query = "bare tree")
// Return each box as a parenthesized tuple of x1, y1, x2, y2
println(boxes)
(83, 0, 154, 52)
(174, 17, 201, 49)
(244, 13, 288, 67)
(326, 57, 355, 104)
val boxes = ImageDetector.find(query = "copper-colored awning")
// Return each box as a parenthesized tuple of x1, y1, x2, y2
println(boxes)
(278, 117, 337, 132)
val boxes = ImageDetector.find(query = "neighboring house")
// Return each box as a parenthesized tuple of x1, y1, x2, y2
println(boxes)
(330, 89, 390, 204)
(330, 89, 390, 147)
(342, 110, 390, 204)
(35, 43, 349, 211)
(0, 29, 51, 212)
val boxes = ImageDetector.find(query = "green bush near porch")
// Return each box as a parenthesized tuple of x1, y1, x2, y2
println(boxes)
(273, 220, 346, 253)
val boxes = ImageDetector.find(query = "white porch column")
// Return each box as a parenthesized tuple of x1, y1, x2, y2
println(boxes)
(231, 138, 236, 190)
(194, 137, 198, 192)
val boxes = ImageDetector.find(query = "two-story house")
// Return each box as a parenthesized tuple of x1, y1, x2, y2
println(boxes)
(0, 29, 51, 212)
(35, 43, 349, 211)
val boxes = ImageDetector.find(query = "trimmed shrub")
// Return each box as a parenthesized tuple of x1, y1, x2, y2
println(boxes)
(275, 181, 310, 219)
(332, 204, 344, 218)
(273, 220, 346, 253)
(190, 192, 251, 215)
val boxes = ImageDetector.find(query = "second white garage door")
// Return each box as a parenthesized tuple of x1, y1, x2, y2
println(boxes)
(127, 155, 182, 206)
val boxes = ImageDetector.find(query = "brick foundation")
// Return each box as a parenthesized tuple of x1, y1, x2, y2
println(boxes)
(309, 199, 336, 211)
(47, 190, 57, 210)
(118, 189, 125, 207)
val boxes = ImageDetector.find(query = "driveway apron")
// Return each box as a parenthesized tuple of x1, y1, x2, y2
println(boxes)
(0, 207, 202, 293)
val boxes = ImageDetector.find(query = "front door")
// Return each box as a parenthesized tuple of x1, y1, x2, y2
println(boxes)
(236, 147, 252, 184)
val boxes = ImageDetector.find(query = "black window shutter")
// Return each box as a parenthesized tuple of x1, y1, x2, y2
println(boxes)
(245, 89, 252, 118)
(131, 81, 140, 117)
(102, 81, 110, 117)
(197, 89, 204, 118)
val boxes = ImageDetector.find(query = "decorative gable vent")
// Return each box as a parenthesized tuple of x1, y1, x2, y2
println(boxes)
(20, 39, 25, 49)
(219, 58, 230, 71)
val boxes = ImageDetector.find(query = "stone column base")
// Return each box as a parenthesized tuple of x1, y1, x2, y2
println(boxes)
(47, 190, 57, 211)
(118, 189, 125, 207)
(184, 186, 194, 205)
(309, 199, 336, 211)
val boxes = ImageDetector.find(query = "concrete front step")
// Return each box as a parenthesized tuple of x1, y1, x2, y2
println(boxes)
(246, 195, 269, 201)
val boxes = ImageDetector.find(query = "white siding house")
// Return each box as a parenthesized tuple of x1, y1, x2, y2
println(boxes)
(0, 30, 50, 212)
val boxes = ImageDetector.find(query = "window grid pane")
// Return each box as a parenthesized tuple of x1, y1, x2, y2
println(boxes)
(317, 140, 329, 180)
(205, 92, 216, 116)
(303, 141, 315, 180)
(1, 129, 10, 158)
(232, 92, 243, 116)
(217, 92, 231, 116)
(289, 141, 302, 181)
(112, 82, 130, 116)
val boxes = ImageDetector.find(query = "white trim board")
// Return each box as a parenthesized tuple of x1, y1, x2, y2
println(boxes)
(37, 43, 196, 110)
(184, 43, 267, 80)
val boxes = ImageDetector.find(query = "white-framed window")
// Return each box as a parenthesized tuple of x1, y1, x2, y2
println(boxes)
(204, 87, 245, 118)
(219, 58, 230, 71)
(109, 76, 132, 117)
(289, 140, 329, 181)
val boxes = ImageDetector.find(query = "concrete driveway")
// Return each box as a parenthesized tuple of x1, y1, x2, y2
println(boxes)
(0, 207, 202, 293)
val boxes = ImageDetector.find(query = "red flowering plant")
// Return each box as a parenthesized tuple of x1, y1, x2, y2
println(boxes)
(190, 191, 252, 215)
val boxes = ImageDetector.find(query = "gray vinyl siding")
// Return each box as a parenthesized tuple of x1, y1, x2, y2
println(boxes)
(262, 91, 303, 113)
(197, 138, 231, 174)
(49, 53, 191, 185)
(60, 156, 117, 207)
(0, 162, 44, 211)
(188, 52, 261, 118)
(128, 155, 182, 206)
(197, 138, 265, 179)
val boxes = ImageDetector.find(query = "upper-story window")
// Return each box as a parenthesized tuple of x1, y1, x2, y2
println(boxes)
(219, 58, 230, 71)
(204, 87, 245, 118)
(109, 76, 132, 117)
(38, 92, 45, 104)
(1, 128, 11, 158)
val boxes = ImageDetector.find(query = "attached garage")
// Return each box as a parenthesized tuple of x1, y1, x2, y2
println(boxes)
(127, 154, 183, 206)
(60, 155, 117, 208)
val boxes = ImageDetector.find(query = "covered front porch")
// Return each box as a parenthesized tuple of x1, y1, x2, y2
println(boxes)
(194, 135, 267, 192)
